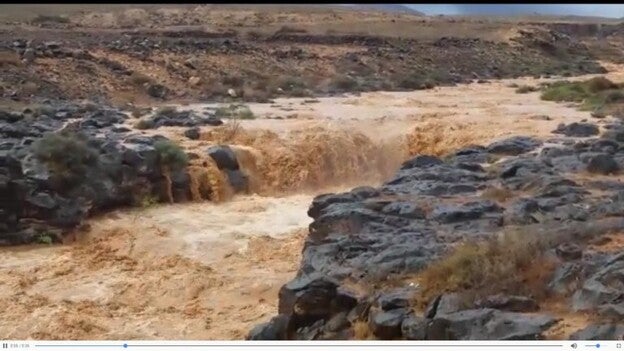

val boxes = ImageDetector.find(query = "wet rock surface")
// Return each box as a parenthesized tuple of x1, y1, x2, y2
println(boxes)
(255, 124, 624, 340)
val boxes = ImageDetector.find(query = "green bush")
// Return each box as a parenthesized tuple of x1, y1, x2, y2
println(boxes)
(32, 132, 100, 182)
(154, 140, 188, 172)
(539, 77, 624, 116)
(37, 233, 54, 245)
(138, 193, 160, 208)
(31, 15, 70, 24)
(540, 81, 588, 102)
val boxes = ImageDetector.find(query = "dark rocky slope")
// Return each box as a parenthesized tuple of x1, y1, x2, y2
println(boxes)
(0, 103, 234, 245)
(250, 121, 624, 340)
(0, 26, 607, 104)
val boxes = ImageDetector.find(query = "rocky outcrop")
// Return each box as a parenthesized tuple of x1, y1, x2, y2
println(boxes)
(0, 103, 238, 245)
(251, 122, 624, 340)
(139, 108, 223, 129)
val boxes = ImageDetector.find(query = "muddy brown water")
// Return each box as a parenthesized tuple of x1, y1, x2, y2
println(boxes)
(2, 65, 624, 339)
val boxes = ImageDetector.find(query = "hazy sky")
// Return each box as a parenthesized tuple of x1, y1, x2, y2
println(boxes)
(406, 4, 624, 18)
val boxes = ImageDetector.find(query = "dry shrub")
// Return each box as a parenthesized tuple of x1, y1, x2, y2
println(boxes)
(585, 76, 618, 93)
(515, 85, 538, 94)
(110, 90, 137, 106)
(330, 75, 358, 91)
(220, 120, 242, 143)
(116, 8, 149, 28)
(204, 81, 226, 98)
(414, 217, 622, 309)
(274, 25, 308, 35)
(480, 186, 514, 203)
(129, 72, 154, 86)
(416, 228, 555, 308)
(246, 30, 263, 40)
(21, 82, 39, 95)
(0, 51, 22, 66)
(221, 74, 245, 88)
(242, 86, 272, 103)
(352, 320, 373, 340)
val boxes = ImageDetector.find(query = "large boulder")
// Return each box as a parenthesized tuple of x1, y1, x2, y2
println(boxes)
(586, 154, 620, 175)
(247, 314, 290, 340)
(571, 253, 624, 311)
(401, 314, 428, 340)
(426, 309, 557, 340)
(474, 295, 539, 312)
(553, 122, 599, 137)
(368, 308, 408, 340)
(206, 145, 240, 170)
(486, 136, 542, 156)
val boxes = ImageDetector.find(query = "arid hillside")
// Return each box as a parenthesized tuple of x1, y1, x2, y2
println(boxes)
(1, 4, 622, 107)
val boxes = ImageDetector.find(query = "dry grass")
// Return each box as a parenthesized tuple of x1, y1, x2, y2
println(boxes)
(20, 82, 39, 95)
(0, 51, 21, 66)
(352, 320, 373, 340)
(219, 120, 242, 143)
(414, 218, 624, 309)
(480, 186, 514, 203)
(415, 228, 557, 308)
(515, 85, 538, 94)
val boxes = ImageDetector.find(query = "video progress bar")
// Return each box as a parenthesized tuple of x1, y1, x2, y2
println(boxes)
(34, 344, 567, 348)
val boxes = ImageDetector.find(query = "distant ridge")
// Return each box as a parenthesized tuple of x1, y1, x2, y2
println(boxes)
(341, 4, 424, 15)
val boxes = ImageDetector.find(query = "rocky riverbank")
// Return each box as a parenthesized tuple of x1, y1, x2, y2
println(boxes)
(0, 102, 238, 245)
(250, 120, 624, 340)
